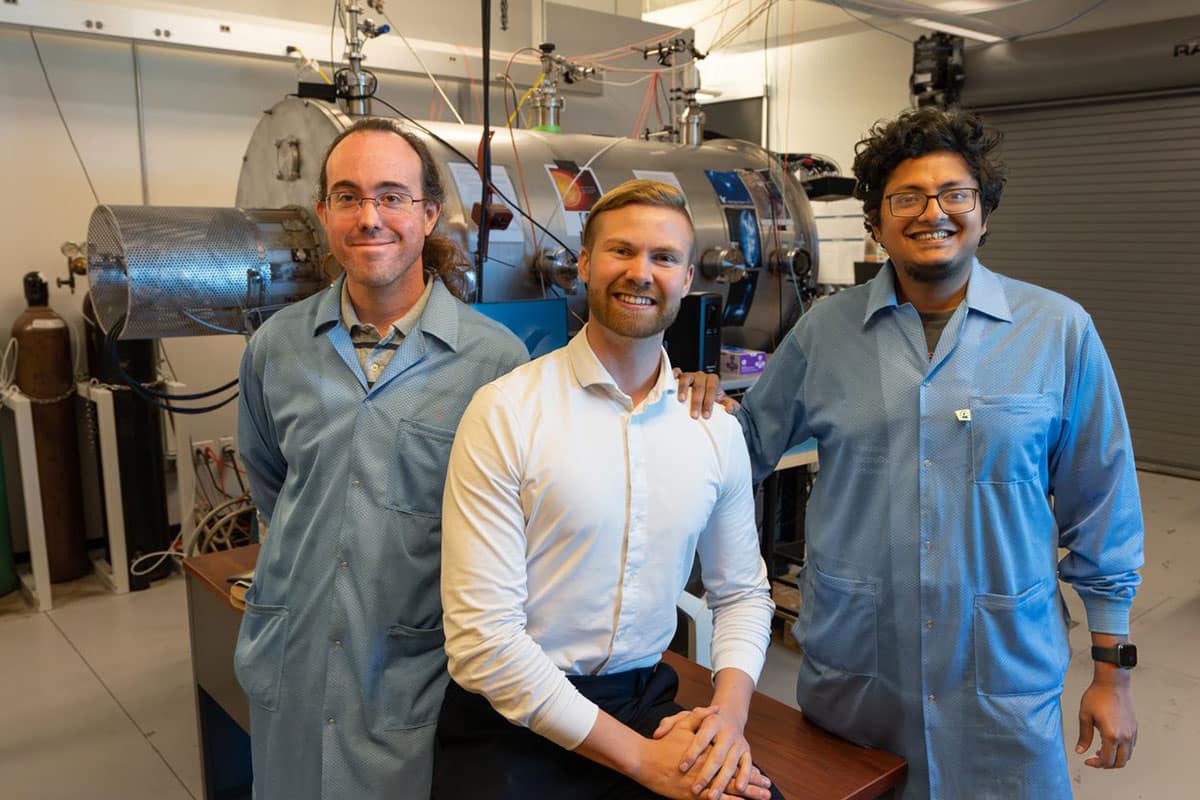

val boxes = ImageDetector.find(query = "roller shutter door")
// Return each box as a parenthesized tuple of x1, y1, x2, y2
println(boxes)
(975, 92, 1200, 475)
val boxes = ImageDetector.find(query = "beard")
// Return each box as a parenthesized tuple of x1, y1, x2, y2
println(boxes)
(896, 253, 972, 285)
(587, 282, 682, 339)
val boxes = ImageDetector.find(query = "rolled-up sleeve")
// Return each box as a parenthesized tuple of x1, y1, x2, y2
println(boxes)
(1052, 318, 1144, 635)
(440, 383, 600, 750)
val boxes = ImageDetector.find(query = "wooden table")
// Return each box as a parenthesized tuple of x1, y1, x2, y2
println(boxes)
(184, 545, 905, 800)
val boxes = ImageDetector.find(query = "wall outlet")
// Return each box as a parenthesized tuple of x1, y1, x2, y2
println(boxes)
(193, 439, 214, 460)
(218, 436, 236, 455)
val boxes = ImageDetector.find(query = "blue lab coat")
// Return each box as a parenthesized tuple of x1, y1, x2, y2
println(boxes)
(234, 277, 527, 800)
(737, 261, 1143, 799)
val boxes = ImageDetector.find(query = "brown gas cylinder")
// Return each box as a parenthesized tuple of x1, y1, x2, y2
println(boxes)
(11, 272, 90, 582)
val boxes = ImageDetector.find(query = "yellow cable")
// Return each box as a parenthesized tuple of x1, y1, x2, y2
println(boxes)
(290, 46, 333, 84)
(509, 73, 545, 127)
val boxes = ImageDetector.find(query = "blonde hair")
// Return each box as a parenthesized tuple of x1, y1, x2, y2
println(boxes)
(581, 179, 695, 255)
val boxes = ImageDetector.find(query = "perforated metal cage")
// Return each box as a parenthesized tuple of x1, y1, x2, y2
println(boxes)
(87, 205, 323, 339)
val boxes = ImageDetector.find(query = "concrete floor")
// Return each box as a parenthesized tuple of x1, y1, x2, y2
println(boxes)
(0, 470, 1195, 799)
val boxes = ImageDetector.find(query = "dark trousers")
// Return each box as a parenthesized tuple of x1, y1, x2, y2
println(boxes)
(431, 663, 785, 800)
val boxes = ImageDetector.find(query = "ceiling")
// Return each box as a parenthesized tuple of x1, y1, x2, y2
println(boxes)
(642, 0, 1200, 50)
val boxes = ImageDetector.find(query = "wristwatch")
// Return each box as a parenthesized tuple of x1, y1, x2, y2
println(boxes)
(1091, 642, 1138, 669)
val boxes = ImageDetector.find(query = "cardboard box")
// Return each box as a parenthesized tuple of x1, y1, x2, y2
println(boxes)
(721, 346, 766, 375)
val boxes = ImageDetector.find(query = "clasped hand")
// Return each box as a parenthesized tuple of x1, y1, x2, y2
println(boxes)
(647, 705, 772, 800)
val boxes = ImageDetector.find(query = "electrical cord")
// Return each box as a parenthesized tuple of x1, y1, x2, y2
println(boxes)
(30, 31, 100, 205)
(330, 0, 339, 73)
(500, 73, 543, 257)
(369, 95, 579, 258)
(0, 339, 17, 393)
(129, 493, 254, 576)
(479, 0, 493, 274)
(376, 5, 466, 124)
(1007, 0, 1109, 41)
(105, 317, 239, 414)
(827, 0, 914, 45)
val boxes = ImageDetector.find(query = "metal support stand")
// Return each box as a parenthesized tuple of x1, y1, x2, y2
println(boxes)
(173, 392, 196, 557)
(2, 390, 52, 611)
(76, 382, 130, 595)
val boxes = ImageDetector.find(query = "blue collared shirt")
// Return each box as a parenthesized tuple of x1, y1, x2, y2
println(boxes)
(737, 260, 1143, 799)
(234, 276, 527, 800)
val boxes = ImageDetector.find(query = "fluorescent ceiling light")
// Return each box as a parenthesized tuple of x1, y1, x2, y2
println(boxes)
(907, 17, 1005, 43)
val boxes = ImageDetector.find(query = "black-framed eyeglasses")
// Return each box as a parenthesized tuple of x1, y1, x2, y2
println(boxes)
(885, 187, 979, 218)
(324, 191, 428, 214)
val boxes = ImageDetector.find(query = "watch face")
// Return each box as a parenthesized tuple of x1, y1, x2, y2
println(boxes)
(1117, 643, 1138, 668)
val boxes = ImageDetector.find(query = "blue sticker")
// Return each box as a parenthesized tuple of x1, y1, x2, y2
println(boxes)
(705, 170, 753, 206)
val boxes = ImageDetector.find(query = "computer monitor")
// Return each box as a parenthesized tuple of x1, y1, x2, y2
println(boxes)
(474, 298, 569, 359)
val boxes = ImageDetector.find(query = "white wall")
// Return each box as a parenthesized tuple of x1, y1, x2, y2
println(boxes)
(699, 27, 914, 174)
(0, 3, 674, 450)
(0, 28, 297, 445)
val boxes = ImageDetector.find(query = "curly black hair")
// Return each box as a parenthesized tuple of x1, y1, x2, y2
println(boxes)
(852, 108, 1006, 244)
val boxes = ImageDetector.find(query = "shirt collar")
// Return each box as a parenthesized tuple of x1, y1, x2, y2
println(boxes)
(862, 257, 1012, 326)
(566, 323, 676, 408)
(339, 275, 434, 338)
(313, 273, 461, 349)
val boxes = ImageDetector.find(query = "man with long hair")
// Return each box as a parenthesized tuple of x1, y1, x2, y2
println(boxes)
(234, 118, 527, 799)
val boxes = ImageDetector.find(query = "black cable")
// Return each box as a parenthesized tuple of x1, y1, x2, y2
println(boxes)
(107, 319, 237, 399)
(330, 0, 338, 73)
(106, 318, 239, 414)
(829, 0, 914, 45)
(762, 1, 772, 153)
(223, 446, 248, 495)
(1008, 0, 1109, 42)
(192, 449, 215, 509)
(202, 454, 228, 500)
(369, 95, 578, 257)
(478, 0, 492, 295)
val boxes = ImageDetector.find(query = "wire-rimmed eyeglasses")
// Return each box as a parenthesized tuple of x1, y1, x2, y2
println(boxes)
(885, 187, 979, 218)
(323, 191, 428, 215)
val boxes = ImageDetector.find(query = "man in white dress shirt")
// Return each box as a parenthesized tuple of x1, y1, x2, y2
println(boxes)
(433, 180, 781, 800)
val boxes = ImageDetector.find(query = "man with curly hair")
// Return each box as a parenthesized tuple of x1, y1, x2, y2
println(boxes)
(679, 107, 1143, 798)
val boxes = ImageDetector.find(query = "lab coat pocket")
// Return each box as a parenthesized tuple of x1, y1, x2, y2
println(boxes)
(234, 600, 289, 712)
(974, 579, 1068, 696)
(379, 623, 450, 731)
(801, 564, 879, 677)
(387, 419, 457, 518)
(969, 394, 1053, 485)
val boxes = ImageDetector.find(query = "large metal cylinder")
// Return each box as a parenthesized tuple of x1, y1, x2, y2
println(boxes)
(86, 205, 323, 339)
(80, 293, 173, 588)
(11, 276, 91, 583)
(236, 97, 819, 351)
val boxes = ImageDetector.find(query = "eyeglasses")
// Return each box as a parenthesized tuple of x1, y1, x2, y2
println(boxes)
(323, 191, 428, 214)
(885, 187, 979, 218)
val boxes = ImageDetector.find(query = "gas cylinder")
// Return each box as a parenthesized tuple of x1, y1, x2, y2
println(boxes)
(10, 272, 90, 582)
(81, 292, 172, 588)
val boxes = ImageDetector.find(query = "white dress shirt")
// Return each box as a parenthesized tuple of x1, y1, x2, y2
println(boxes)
(441, 326, 774, 751)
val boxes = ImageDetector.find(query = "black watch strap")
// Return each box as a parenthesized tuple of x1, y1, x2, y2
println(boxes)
(1091, 643, 1137, 669)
